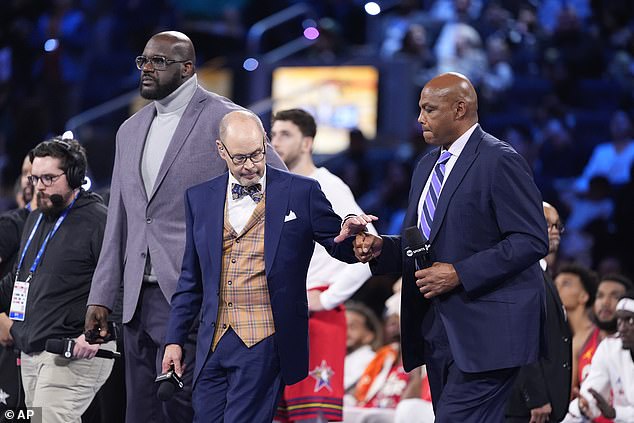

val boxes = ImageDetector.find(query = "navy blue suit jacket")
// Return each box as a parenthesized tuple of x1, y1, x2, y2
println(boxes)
(373, 125, 549, 373)
(165, 165, 355, 386)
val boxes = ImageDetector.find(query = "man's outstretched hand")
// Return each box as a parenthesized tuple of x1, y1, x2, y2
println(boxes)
(334, 214, 378, 243)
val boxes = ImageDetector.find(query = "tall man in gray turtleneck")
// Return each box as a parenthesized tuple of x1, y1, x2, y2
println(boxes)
(84, 31, 285, 423)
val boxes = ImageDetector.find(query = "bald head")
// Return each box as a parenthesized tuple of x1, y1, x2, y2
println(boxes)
(425, 72, 478, 119)
(139, 31, 196, 100)
(217, 110, 267, 186)
(150, 31, 196, 62)
(418, 72, 479, 148)
(219, 110, 266, 142)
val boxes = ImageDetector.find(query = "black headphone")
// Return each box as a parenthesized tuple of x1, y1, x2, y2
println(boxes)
(51, 138, 86, 189)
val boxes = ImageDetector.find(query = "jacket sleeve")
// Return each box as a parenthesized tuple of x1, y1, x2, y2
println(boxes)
(453, 152, 548, 294)
(164, 190, 203, 346)
(0, 271, 15, 312)
(516, 362, 550, 409)
(87, 131, 128, 310)
(369, 235, 403, 276)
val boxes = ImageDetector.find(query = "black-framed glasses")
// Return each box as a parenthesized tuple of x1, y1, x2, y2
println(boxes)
(135, 55, 188, 71)
(220, 140, 266, 166)
(548, 222, 565, 233)
(28, 173, 65, 187)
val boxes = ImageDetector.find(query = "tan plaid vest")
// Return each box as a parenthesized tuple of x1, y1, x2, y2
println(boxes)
(211, 196, 275, 350)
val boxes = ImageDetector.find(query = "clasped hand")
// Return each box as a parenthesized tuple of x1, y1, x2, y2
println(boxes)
(334, 214, 382, 263)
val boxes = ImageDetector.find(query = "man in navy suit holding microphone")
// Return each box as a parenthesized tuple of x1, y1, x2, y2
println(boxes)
(346, 72, 549, 422)
(162, 110, 359, 422)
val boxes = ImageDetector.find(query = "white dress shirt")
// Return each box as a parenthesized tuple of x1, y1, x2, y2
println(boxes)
(417, 123, 478, 231)
(226, 170, 266, 234)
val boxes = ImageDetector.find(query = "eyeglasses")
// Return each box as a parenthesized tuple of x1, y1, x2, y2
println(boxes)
(220, 140, 266, 166)
(548, 222, 565, 233)
(28, 173, 65, 187)
(135, 55, 188, 71)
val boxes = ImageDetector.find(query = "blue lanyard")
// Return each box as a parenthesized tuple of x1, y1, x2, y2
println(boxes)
(16, 192, 79, 282)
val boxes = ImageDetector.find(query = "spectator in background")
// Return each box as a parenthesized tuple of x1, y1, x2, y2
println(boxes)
(434, 22, 487, 84)
(538, 1, 592, 35)
(537, 118, 585, 187)
(0, 155, 35, 278)
(344, 287, 419, 423)
(554, 264, 597, 398)
(344, 302, 383, 400)
(506, 202, 572, 423)
(396, 23, 436, 87)
(270, 108, 375, 423)
(379, 0, 427, 58)
(543, 201, 564, 274)
(560, 176, 614, 267)
(574, 110, 634, 192)
(563, 292, 634, 422)
(480, 36, 514, 109)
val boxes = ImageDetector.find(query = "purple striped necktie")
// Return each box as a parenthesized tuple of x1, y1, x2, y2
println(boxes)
(419, 150, 452, 240)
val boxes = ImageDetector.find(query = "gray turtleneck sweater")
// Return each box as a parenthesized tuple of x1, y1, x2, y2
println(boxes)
(141, 74, 198, 196)
(141, 74, 198, 281)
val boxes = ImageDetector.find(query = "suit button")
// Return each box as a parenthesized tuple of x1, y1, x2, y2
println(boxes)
(236, 239, 240, 243)
(228, 302, 233, 307)
(563, 337, 569, 342)
(563, 362, 570, 369)
(216, 290, 219, 296)
(146, 217, 152, 224)
(228, 281, 232, 285)
(223, 324, 227, 329)
(211, 322, 215, 326)
(231, 258, 236, 263)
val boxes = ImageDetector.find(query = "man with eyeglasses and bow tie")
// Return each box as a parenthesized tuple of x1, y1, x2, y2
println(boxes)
(84, 31, 285, 423)
(162, 110, 359, 423)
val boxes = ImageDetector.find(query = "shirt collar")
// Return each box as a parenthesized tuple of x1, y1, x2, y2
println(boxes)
(154, 74, 198, 115)
(443, 123, 479, 158)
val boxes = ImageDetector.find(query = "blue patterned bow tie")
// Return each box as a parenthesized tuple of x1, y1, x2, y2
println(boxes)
(231, 183, 263, 203)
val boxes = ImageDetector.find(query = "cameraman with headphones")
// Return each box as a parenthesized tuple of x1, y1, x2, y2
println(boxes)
(0, 136, 115, 423)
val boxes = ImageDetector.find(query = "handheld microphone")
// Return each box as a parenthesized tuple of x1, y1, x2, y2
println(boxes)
(155, 364, 184, 401)
(403, 226, 431, 269)
(45, 338, 121, 359)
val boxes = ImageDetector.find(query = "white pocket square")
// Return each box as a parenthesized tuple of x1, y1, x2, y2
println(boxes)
(284, 210, 297, 222)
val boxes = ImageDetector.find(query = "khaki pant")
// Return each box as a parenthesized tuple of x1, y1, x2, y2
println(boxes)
(20, 341, 115, 423)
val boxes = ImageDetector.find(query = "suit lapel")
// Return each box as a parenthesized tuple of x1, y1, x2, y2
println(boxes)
(149, 88, 207, 202)
(208, 174, 228, 284)
(428, 126, 483, 243)
(133, 105, 155, 203)
(264, 166, 290, 276)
